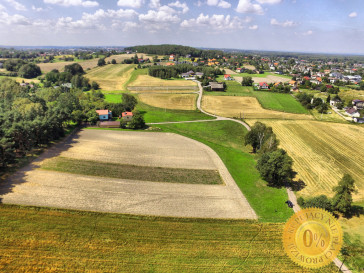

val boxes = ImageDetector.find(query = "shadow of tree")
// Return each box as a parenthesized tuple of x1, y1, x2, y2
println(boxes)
(288, 179, 306, 191)
(0, 128, 82, 203)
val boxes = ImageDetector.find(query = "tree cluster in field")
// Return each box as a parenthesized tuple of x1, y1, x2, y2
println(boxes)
(241, 77, 254, 86)
(125, 44, 223, 58)
(269, 83, 291, 93)
(2, 59, 42, 79)
(149, 64, 224, 80)
(300, 80, 340, 94)
(122, 54, 141, 64)
(0, 78, 106, 169)
(245, 122, 295, 187)
(43, 63, 97, 91)
(296, 93, 329, 113)
(297, 174, 357, 217)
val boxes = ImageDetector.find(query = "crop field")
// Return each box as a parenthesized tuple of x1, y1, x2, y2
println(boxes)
(38, 59, 99, 73)
(0, 76, 40, 83)
(202, 96, 314, 120)
(1, 129, 255, 219)
(253, 91, 309, 114)
(235, 74, 291, 84)
(128, 75, 198, 89)
(249, 120, 364, 201)
(0, 205, 337, 273)
(138, 93, 197, 110)
(86, 64, 134, 90)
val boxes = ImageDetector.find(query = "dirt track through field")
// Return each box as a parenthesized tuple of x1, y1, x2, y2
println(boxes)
(0, 130, 257, 219)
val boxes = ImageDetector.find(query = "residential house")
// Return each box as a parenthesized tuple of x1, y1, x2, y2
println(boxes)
(345, 107, 360, 118)
(289, 80, 297, 87)
(258, 82, 269, 90)
(354, 117, 364, 124)
(209, 82, 224, 91)
(169, 54, 175, 61)
(236, 68, 243, 73)
(122, 112, 133, 121)
(330, 98, 341, 107)
(96, 109, 112, 121)
(352, 99, 364, 110)
(195, 72, 204, 78)
(224, 74, 232, 81)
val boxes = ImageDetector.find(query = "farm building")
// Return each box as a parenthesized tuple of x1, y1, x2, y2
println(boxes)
(122, 112, 133, 121)
(352, 99, 364, 110)
(258, 82, 269, 90)
(209, 82, 224, 91)
(345, 107, 360, 118)
(224, 74, 232, 81)
(99, 121, 120, 128)
(96, 109, 112, 121)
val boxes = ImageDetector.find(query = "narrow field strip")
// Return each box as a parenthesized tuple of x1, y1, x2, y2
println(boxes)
(41, 157, 223, 185)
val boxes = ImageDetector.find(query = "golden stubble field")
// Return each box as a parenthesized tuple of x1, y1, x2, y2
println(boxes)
(85, 64, 134, 90)
(202, 96, 314, 120)
(247, 119, 364, 201)
(138, 93, 197, 110)
(129, 75, 198, 88)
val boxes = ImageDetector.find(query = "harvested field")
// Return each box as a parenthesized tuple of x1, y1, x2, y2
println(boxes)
(38, 59, 98, 73)
(1, 129, 256, 219)
(128, 75, 197, 88)
(235, 75, 291, 84)
(85, 64, 134, 90)
(0, 205, 336, 272)
(138, 93, 197, 110)
(202, 96, 313, 120)
(250, 120, 364, 201)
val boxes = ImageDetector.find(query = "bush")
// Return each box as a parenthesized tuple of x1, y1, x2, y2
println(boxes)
(128, 111, 145, 130)
(298, 195, 333, 212)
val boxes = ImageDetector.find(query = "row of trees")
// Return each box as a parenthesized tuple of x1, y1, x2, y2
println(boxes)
(296, 93, 328, 113)
(3, 59, 42, 79)
(0, 78, 106, 168)
(149, 64, 224, 80)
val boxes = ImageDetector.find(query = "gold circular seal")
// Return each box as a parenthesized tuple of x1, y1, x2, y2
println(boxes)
(282, 208, 343, 269)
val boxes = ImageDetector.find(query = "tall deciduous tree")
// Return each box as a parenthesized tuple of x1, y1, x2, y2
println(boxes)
(244, 122, 278, 153)
(256, 149, 295, 186)
(332, 174, 357, 214)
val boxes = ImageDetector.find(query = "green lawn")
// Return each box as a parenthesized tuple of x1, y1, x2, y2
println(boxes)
(103, 93, 124, 103)
(206, 81, 252, 96)
(0, 204, 336, 272)
(155, 121, 293, 222)
(41, 157, 223, 185)
(137, 101, 215, 123)
(253, 91, 309, 114)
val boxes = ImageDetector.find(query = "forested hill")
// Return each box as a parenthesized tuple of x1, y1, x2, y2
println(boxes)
(125, 44, 223, 58)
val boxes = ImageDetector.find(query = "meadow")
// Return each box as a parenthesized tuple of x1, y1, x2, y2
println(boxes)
(86, 64, 135, 90)
(202, 96, 314, 120)
(156, 121, 293, 222)
(0, 204, 337, 272)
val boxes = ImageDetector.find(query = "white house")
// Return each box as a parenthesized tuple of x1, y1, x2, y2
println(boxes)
(345, 107, 360, 118)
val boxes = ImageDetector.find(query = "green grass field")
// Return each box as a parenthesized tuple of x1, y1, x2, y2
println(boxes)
(41, 157, 223, 185)
(253, 91, 309, 114)
(155, 121, 293, 222)
(206, 81, 252, 96)
(103, 93, 124, 103)
(0, 204, 337, 272)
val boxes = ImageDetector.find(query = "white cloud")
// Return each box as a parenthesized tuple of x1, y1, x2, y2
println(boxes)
(32, 5, 45, 12)
(5, 0, 26, 11)
(168, 1, 189, 14)
(236, 0, 263, 15)
(270, 18, 295, 27)
(249, 24, 258, 30)
(0, 4, 6, 11)
(139, 6, 180, 30)
(207, 0, 231, 8)
(149, 0, 160, 9)
(256, 0, 281, 4)
(106, 8, 138, 18)
(302, 30, 313, 36)
(44, 0, 99, 7)
(181, 13, 244, 30)
(117, 0, 144, 9)
(349, 12, 357, 18)
(218, 0, 231, 8)
(0, 11, 30, 25)
(111, 20, 138, 31)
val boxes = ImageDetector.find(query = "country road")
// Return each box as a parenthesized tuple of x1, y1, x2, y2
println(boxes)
(147, 79, 352, 273)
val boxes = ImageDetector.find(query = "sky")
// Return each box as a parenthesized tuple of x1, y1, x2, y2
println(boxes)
(0, 0, 363, 54)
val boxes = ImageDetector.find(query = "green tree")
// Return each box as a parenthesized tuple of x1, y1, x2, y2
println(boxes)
(298, 195, 332, 211)
(128, 111, 145, 129)
(64, 63, 84, 75)
(256, 149, 295, 186)
(91, 81, 100, 90)
(111, 59, 117, 64)
(18, 63, 42, 79)
(98, 58, 106, 66)
(241, 76, 253, 86)
(332, 174, 357, 214)
(244, 122, 277, 153)
(122, 93, 137, 111)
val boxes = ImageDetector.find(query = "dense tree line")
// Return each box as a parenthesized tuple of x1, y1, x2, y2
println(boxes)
(0, 78, 106, 168)
(296, 93, 328, 113)
(3, 59, 42, 79)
